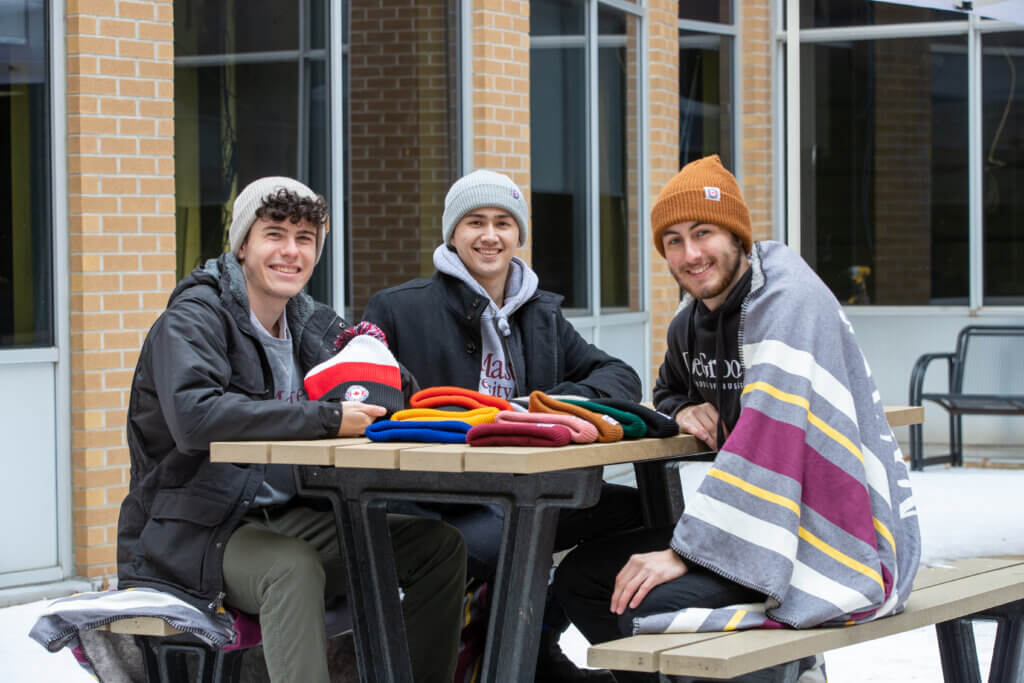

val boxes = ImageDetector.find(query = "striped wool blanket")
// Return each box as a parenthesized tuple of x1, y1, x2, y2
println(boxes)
(636, 241, 921, 634)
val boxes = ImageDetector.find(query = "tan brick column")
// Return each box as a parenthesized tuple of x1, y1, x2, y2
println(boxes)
(648, 0, 681, 383)
(471, 0, 531, 256)
(741, 0, 773, 238)
(67, 0, 175, 582)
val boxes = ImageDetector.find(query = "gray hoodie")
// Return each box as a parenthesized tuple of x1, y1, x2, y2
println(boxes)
(432, 244, 539, 399)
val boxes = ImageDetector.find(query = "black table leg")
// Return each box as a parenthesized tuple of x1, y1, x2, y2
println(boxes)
(936, 618, 982, 683)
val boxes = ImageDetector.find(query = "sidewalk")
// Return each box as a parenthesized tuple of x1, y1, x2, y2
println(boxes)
(5, 466, 1023, 681)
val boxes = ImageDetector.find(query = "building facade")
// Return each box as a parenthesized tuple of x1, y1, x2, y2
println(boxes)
(1, 0, 1021, 595)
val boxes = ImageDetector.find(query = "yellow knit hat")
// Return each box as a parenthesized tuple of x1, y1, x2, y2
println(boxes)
(650, 155, 752, 257)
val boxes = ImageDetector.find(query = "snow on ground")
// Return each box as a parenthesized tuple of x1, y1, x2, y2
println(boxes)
(4, 467, 1023, 681)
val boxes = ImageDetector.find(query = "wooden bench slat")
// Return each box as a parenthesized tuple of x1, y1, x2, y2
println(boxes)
(209, 441, 270, 464)
(272, 438, 369, 466)
(881, 405, 925, 428)
(464, 435, 708, 474)
(588, 559, 1024, 677)
(399, 444, 469, 472)
(100, 616, 183, 637)
(333, 441, 419, 469)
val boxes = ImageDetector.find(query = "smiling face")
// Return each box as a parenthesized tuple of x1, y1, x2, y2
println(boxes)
(661, 221, 749, 311)
(449, 207, 520, 297)
(238, 216, 319, 313)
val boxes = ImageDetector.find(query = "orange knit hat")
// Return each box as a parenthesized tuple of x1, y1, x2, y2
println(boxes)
(650, 154, 752, 257)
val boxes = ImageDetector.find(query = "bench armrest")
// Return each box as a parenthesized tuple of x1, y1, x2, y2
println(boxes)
(909, 352, 956, 405)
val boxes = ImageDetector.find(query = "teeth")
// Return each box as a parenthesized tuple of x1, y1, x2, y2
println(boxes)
(689, 264, 712, 275)
(272, 266, 299, 273)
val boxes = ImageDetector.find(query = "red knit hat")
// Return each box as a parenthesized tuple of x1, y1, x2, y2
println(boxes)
(304, 324, 403, 416)
(650, 154, 752, 257)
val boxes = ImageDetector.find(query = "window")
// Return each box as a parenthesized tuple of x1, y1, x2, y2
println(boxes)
(785, 0, 1022, 308)
(0, 0, 52, 348)
(679, 3, 736, 170)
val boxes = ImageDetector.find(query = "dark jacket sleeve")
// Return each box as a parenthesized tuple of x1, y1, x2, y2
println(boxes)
(547, 311, 643, 401)
(149, 297, 343, 456)
(653, 309, 700, 419)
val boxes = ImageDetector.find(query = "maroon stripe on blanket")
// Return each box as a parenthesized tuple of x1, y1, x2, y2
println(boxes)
(725, 408, 879, 551)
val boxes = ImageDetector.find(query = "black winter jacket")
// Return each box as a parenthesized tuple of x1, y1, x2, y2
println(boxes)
(117, 254, 347, 612)
(362, 272, 642, 401)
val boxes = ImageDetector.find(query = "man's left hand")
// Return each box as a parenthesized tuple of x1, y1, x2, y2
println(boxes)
(610, 549, 688, 614)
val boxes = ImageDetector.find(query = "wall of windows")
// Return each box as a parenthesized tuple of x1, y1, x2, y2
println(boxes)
(781, 0, 1024, 447)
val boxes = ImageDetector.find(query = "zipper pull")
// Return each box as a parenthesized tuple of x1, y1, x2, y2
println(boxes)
(209, 591, 226, 613)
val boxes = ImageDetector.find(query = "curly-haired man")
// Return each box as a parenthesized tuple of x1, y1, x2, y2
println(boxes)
(117, 176, 466, 682)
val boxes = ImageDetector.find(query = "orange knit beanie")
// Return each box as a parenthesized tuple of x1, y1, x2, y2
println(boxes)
(650, 154, 752, 257)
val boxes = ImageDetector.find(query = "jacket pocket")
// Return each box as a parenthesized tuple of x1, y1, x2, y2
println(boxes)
(139, 489, 234, 595)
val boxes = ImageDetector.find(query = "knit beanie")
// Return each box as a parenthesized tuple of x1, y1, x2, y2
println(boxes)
(365, 420, 471, 444)
(228, 176, 328, 263)
(560, 399, 647, 439)
(304, 326, 403, 416)
(392, 407, 499, 426)
(587, 398, 681, 438)
(528, 391, 624, 443)
(467, 422, 572, 448)
(650, 155, 752, 257)
(495, 410, 599, 443)
(442, 170, 530, 247)
(410, 386, 514, 412)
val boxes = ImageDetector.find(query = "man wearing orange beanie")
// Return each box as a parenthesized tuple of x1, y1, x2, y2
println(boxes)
(555, 156, 920, 682)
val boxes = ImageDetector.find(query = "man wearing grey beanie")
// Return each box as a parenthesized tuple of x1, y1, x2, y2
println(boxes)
(363, 169, 643, 682)
(118, 176, 466, 683)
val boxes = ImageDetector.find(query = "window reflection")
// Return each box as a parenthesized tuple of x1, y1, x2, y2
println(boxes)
(679, 31, 734, 170)
(0, 0, 52, 348)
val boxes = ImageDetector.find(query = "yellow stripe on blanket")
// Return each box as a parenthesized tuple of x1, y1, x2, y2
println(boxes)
(797, 526, 884, 590)
(742, 381, 864, 465)
(707, 468, 801, 517)
(723, 610, 748, 631)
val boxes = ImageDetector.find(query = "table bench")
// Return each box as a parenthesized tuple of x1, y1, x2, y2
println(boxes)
(205, 406, 922, 683)
(587, 558, 1024, 682)
(908, 325, 1024, 470)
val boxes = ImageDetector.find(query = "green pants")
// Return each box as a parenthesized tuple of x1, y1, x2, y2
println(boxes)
(222, 505, 466, 683)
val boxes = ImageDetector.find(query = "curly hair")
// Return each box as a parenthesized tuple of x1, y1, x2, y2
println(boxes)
(255, 187, 329, 228)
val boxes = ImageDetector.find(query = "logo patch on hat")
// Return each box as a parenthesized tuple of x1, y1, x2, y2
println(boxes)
(704, 186, 721, 201)
(345, 385, 370, 402)
(512, 189, 520, 199)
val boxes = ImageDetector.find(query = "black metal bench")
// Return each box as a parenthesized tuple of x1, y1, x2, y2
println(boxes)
(908, 325, 1024, 470)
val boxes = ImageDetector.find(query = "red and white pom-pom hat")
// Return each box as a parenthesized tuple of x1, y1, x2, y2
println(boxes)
(303, 323, 403, 417)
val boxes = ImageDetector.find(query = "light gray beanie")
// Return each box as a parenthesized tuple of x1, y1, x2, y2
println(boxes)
(441, 170, 529, 247)
(228, 176, 327, 263)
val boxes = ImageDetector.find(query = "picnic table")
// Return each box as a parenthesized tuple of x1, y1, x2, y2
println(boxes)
(210, 405, 923, 683)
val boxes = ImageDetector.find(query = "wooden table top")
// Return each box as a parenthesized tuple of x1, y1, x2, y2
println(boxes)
(209, 405, 923, 474)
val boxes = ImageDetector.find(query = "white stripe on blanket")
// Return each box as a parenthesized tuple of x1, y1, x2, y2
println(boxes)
(685, 492, 799, 561)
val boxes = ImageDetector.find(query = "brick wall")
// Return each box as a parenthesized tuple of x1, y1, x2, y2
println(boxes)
(471, 0, 530, 257)
(740, 0, 773, 239)
(647, 0, 681, 378)
(347, 0, 459, 318)
(67, 0, 175, 582)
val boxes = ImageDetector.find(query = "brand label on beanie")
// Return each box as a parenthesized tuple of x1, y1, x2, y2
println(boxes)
(345, 385, 369, 402)
(704, 186, 721, 201)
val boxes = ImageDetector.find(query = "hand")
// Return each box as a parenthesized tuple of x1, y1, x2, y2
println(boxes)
(337, 402, 387, 436)
(676, 402, 727, 450)
(610, 549, 688, 614)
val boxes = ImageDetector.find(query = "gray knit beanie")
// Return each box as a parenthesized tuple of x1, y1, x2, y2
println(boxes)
(441, 170, 529, 246)
(228, 176, 327, 263)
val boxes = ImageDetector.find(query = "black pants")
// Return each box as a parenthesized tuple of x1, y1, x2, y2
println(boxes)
(553, 526, 764, 683)
(392, 482, 643, 629)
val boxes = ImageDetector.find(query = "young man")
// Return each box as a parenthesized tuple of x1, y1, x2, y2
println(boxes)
(554, 156, 921, 682)
(363, 169, 643, 682)
(116, 177, 466, 683)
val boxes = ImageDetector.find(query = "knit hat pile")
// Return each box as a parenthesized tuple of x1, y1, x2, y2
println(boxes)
(228, 176, 328, 263)
(528, 391, 624, 443)
(442, 170, 530, 247)
(587, 398, 680, 438)
(467, 422, 572, 448)
(303, 323, 403, 417)
(560, 399, 647, 439)
(410, 386, 514, 412)
(650, 155, 752, 257)
(365, 420, 471, 444)
(494, 410, 598, 443)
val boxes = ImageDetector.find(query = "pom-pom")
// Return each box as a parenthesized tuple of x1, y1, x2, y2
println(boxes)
(335, 321, 389, 351)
